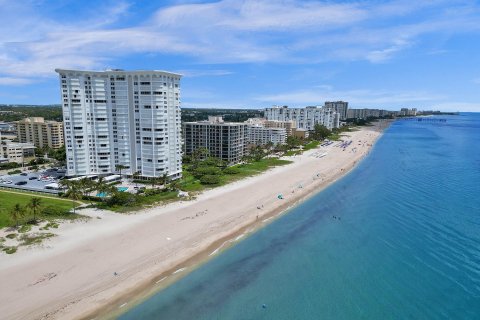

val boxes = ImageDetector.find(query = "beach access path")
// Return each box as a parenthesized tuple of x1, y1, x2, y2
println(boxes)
(0, 122, 388, 320)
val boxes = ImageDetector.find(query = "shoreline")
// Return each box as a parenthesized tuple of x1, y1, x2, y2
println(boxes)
(0, 121, 391, 320)
(91, 156, 358, 320)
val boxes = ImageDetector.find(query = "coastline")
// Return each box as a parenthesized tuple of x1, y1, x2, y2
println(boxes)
(0, 121, 391, 320)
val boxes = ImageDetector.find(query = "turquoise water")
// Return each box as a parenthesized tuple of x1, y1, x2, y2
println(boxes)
(97, 187, 128, 197)
(119, 113, 480, 319)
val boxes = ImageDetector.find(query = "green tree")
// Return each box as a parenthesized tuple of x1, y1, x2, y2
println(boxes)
(167, 177, 180, 191)
(115, 164, 128, 178)
(286, 136, 301, 149)
(191, 147, 210, 169)
(79, 179, 95, 204)
(28, 197, 42, 222)
(264, 141, 274, 155)
(311, 124, 331, 140)
(60, 180, 82, 213)
(9, 203, 25, 228)
(248, 145, 266, 162)
(95, 177, 113, 201)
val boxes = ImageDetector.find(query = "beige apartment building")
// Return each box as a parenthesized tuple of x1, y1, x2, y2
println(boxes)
(16, 117, 64, 149)
(264, 120, 296, 136)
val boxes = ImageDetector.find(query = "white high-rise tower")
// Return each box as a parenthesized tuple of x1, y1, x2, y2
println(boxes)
(56, 69, 182, 179)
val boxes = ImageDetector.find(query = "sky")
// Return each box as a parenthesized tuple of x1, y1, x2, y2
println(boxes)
(0, 0, 479, 111)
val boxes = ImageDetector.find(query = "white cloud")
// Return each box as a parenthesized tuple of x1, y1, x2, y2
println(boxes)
(0, 77, 35, 85)
(255, 86, 447, 108)
(175, 69, 234, 77)
(0, 0, 480, 84)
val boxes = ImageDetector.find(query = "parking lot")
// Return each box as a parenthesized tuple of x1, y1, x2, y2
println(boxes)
(0, 169, 66, 194)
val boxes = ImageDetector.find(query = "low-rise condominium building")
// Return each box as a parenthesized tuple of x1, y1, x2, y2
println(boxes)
(183, 116, 247, 165)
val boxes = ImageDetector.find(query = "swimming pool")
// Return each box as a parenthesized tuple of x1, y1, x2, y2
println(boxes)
(96, 187, 128, 197)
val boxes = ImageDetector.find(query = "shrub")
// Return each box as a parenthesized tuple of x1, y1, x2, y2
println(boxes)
(42, 205, 69, 216)
(107, 192, 138, 206)
(3, 247, 17, 254)
(145, 188, 162, 196)
(8, 169, 22, 175)
(200, 174, 221, 185)
(223, 166, 240, 174)
(18, 224, 32, 233)
(0, 162, 19, 170)
(193, 166, 221, 178)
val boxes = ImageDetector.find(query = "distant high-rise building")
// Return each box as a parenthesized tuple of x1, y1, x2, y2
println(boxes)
(183, 116, 247, 165)
(16, 117, 64, 149)
(56, 69, 182, 179)
(264, 106, 339, 130)
(324, 101, 348, 120)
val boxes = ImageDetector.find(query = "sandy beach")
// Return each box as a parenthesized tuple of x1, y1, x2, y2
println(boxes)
(0, 121, 389, 320)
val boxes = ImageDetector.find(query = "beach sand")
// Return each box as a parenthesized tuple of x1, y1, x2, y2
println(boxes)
(0, 121, 389, 320)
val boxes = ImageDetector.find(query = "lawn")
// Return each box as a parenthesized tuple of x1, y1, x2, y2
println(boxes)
(0, 190, 78, 228)
(303, 140, 320, 151)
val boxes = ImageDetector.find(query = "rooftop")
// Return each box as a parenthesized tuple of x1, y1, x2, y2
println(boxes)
(55, 69, 182, 77)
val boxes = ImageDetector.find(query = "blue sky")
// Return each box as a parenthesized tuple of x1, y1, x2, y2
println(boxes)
(0, 0, 479, 111)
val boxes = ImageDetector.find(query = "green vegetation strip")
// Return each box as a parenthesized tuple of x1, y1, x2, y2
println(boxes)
(0, 190, 80, 229)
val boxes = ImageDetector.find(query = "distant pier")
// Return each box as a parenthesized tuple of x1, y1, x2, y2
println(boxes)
(400, 117, 447, 123)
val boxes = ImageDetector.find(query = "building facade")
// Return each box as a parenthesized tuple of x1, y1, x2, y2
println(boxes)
(0, 139, 35, 163)
(16, 117, 64, 149)
(183, 117, 247, 165)
(324, 101, 348, 120)
(263, 120, 296, 136)
(56, 69, 182, 179)
(246, 125, 286, 146)
(264, 106, 340, 130)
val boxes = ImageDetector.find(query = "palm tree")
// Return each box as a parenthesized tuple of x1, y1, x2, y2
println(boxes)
(116, 164, 127, 179)
(28, 197, 42, 222)
(95, 177, 112, 201)
(78, 178, 94, 204)
(60, 180, 82, 213)
(9, 204, 25, 228)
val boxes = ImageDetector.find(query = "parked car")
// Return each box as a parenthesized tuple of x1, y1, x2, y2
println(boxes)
(29, 176, 38, 180)
(20, 172, 28, 176)
(15, 181, 27, 185)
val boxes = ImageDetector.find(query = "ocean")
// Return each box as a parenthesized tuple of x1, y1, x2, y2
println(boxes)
(119, 113, 480, 319)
